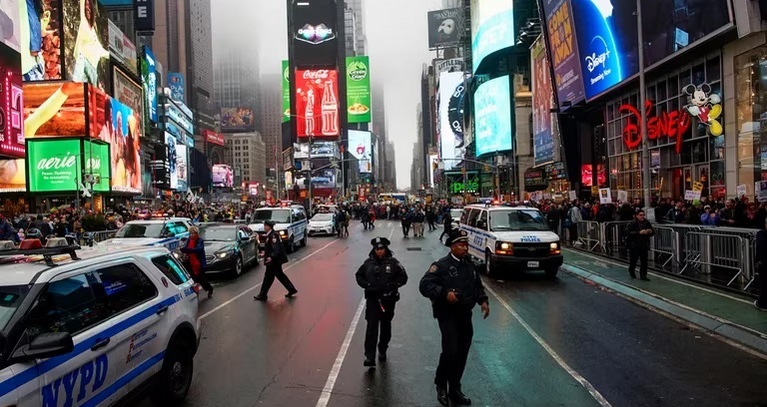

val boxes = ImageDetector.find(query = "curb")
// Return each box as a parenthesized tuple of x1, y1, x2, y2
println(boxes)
(560, 263, 767, 358)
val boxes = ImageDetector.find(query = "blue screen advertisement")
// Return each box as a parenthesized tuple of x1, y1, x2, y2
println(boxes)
(474, 76, 513, 157)
(570, 0, 639, 100)
(471, 1, 514, 73)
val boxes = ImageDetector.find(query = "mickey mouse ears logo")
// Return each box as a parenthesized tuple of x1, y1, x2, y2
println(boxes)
(295, 24, 336, 44)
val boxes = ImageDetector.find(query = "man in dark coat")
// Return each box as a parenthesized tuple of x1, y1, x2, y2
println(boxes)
(420, 229, 489, 406)
(626, 209, 655, 280)
(254, 220, 297, 301)
(355, 237, 408, 366)
(753, 218, 767, 311)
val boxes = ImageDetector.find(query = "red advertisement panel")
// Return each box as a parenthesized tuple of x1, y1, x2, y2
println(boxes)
(23, 82, 88, 138)
(204, 129, 225, 146)
(295, 69, 339, 138)
(0, 47, 24, 158)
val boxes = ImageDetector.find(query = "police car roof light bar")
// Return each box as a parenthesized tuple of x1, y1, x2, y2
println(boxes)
(0, 245, 82, 267)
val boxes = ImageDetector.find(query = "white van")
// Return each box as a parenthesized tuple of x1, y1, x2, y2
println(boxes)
(248, 206, 308, 253)
(459, 204, 563, 278)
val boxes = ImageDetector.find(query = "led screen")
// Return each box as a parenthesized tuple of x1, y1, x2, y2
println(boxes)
(471, 0, 514, 73)
(348, 130, 372, 173)
(176, 143, 188, 192)
(291, 0, 338, 66)
(542, 0, 585, 108)
(220, 107, 255, 132)
(141, 46, 157, 123)
(63, 0, 110, 90)
(345, 56, 371, 123)
(532, 37, 555, 167)
(19, 0, 62, 81)
(0, 46, 24, 158)
(166, 132, 178, 190)
(0, 0, 21, 52)
(282, 60, 290, 122)
(212, 164, 233, 188)
(26, 138, 81, 192)
(474, 75, 513, 157)
(293, 141, 338, 159)
(295, 69, 339, 138)
(438, 71, 465, 171)
(23, 82, 87, 138)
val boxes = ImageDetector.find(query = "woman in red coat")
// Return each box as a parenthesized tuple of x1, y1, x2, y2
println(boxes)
(180, 226, 213, 298)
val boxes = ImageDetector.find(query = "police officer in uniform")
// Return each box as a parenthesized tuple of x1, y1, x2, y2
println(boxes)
(420, 229, 489, 406)
(355, 237, 408, 367)
(254, 220, 298, 301)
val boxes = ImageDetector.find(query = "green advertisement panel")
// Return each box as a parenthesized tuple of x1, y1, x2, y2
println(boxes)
(83, 140, 111, 192)
(282, 60, 290, 123)
(26, 139, 82, 193)
(346, 56, 371, 123)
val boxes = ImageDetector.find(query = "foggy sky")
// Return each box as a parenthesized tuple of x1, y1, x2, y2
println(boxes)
(213, 0, 442, 190)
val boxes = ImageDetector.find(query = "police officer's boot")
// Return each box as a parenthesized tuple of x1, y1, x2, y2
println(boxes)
(436, 385, 449, 407)
(450, 389, 471, 405)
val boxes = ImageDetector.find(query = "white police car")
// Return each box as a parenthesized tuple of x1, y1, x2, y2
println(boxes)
(460, 204, 563, 278)
(0, 243, 200, 406)
(249, 206, 308, 253)
(101, 218, 195, 251)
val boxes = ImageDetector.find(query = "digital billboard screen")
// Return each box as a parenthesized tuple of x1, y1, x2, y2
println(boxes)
(470, 0, 514, 73)
(295, 69, 339, 138)
(165, 132, 177, 190)
(291, 0, 338, 66)
(1, 0, 21, 52)
(542, 0, 585, 108)
(293, 141, 338, 159)
(82, 139, 109, 192)
(141, 46, 157, 123)
(295, 168, 336, 190)
(95, 97, 140, 193)
(0, 46, 24, 158)
(26, 138, 81, 192)
(212, 164, 233, 188)
(475, 75, 513, 157)
(220, 107, 255, 132)
(348, 130, 372, 173)
(168, 72, 184, 102)
(19, 0, 62, 81)
(107, 20, 137, 76)
(438, 72, 465, 171)
(63, 0, 111, 90)
(282, 60, 291, 122)
(345, 56, 371, 123)
(176, 143, 188, 192)
(0, 158, 26, 192)
(23, 82, 87, 138)
(427, 8, 464, 49)
(532, 37, 556, 167)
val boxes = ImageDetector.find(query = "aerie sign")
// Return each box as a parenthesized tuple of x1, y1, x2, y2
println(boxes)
(37, 153, 77, 171)
(620, 100, 691, 154)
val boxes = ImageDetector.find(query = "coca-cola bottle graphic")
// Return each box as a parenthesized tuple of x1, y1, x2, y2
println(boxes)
(305, 88, 315, 136)
(321, 81, 338, 135)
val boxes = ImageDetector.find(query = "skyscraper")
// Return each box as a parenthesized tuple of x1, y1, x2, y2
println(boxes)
(344, 0, 367, 56)
(258, 74, 284, 183)
(213, 49, 261, 129)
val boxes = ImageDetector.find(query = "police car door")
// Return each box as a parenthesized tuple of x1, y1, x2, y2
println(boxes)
(21, 271, 118, 407)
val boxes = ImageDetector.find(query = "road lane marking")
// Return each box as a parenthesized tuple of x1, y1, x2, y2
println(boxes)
(315, 297, 366, 407)
(200, 239, 340, 320)
(483, 283, 613, 407)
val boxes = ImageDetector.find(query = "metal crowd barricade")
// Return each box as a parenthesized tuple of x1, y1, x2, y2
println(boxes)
(576, 221, 602, 252)
(682, 231, 748, 287)
(702, 226, 758, 288)
(601, 221, 632, 254)
(650, 226, 681, 268)
(90, 230, 117, 243)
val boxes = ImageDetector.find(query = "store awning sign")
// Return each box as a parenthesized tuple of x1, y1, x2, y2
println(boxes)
(683, 83, 722, 137)
(621, 100, 690, 154)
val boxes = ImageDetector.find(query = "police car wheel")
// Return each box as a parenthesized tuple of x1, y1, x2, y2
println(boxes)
(300, 234, 307, 247)
(286, 238, 295, 254)
(154, 339, 194, 403)
(545, 266, 559, 279)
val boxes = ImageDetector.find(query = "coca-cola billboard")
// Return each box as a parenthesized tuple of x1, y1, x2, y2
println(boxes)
(295, 69, 339, 138)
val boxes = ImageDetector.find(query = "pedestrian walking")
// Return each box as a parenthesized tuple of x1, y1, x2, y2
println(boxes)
(753, 218, 767, 311)
(254, 220, 298, 301)
(355, 237, 408, 367)
(439, 209, 453, 242)
(413, 209, 425, 237)
(401, 209, 412, 238)
(419, 229, 490, 406)
(625, 209, 654, 281)
(180, 226, 213, 298)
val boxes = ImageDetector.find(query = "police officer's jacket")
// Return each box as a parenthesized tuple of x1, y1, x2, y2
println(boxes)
(355, 250, 408, 300)
(264, 229, 288, 264)
(420, 254, 488, 317)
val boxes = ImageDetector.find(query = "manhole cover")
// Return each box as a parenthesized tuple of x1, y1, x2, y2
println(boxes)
(406, 247, 422, 251)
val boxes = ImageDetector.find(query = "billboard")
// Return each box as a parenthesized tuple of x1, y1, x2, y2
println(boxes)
(0, 158, 26, 192)
(220, 107, 255, 132)
(291, 0, 338, 66)
(141, 46, 157, 123)
(107, 20, 137, 76)
(96, 97, 140, 193)
(0, 0, 21, 52)
(112, 67, 143, 136)
(82, 139, 110, 192)
(542, 0, 585, 108)
(471, 0, 514, 73)
(348, 130, 372, 173)
(168, 72, 184, 102)
(0, 46, 24, 158)
(23, 82, 88, 138)
(438, 72, 465, 171)
(212, 164, 233, 188)
(295, 69, 339, 138)
(165, 132, 177, 190)
(19, 0, 62, 81)
(293, 141, 339, 159)
(134, 0, 155, 32)
(295, 168, 336, 190)
(427, 8, 464, 49)
(203, 129, 225, 146)
(150, 142, 169, 188)
(345, 56, 371, 123)
(63, 0, 110, 90)
(475, 75, 513, 157)
(282, 60, 290, 122)
(532, 37, 555, 167)
(176, 143, 188, 192)
(26, 138, 81, 192)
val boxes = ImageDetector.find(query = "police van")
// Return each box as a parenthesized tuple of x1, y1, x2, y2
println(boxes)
(0, 242, 200, 406)
(459, 204, 563, 278)
(248, 206, 308, 253)
(101, 218, 195, 251)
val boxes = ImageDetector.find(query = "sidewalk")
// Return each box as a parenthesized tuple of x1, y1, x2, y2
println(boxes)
(561, 249, 767, 356)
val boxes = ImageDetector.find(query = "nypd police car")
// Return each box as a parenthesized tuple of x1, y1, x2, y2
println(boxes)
(459, 204, 563, 278)
(0, 243, 200, 406)
(249, 206, 308, 253)
(101, 218, 195, 251)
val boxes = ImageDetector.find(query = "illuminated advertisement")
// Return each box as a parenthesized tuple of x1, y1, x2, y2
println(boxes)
(295, 168, 336, 190)
(348, 130, 372, 173)
(295, 69, 339, 138)
(23, 82, 87, 138)
(470, 0, 514, 73)
(282, 60, 290, 122)
(474, 75, 513, 157)
(107, 20, 137, 76)
(438, 71, 465, 171)
(112, 67, 143, 137)
(346, 56, 371, 123)
(82, 139, 110, 192)
(293, 141, 338, 159)
(542, 0, 585, 108)
(63, 0, 111, 90)
(581, 164, 606, 187)
(26, 138, 81, 192)
(220, 107, 255, 132)
(168, 72, 184, 102)
(0, 47, 24, 158)
(165, 132, 177, 190)
(532, 37, 555, 167)
(95, 97, 140, 193)
(0, 158, 25, 192)
(427, 8, 464, 49)
(0, 0, 21, 52)
(212, 164, 233, 188)
(204, 129, 225, 146)
(150, 142, 169, 188)
(291, 0, 338, 66)
(141, 46, 157, 123)
(176, 143, 188, 192)
(19, 0, 62, 81)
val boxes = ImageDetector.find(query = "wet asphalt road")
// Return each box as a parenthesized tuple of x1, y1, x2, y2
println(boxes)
(136, 220, 767, 407)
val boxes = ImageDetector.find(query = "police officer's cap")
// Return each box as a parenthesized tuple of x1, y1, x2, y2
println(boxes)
(445, 230, 469, 247)
(264, 220, 276, 227)
(371, 237, 391, 249)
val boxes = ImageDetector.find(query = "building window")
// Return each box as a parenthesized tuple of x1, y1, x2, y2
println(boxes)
(736, 46, 767, 200)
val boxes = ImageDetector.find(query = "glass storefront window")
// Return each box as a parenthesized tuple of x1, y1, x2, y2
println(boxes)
(735, 46, 767, 199)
